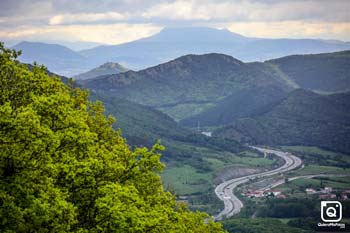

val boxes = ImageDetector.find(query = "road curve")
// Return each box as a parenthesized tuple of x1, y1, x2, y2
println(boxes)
(213, 146, 302, 220)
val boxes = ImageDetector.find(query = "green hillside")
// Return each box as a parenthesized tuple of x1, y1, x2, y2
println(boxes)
(214, 89, 350, 153)
(83, 51, 350, 126)
(74, 62, 128, 80)
(180, 50, 350, 127)
(90, 92, 251, 168)
(180, 85, 286, 127)
(82, 54, 291, 121)
(266, 50, 350, 92)
(0, 43, 224, 232)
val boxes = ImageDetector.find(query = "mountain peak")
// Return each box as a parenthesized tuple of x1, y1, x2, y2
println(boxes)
(100, 62, 128, 70)
(14, 41, 75, 51)
(141, 27, 250, 43)
(171, 53, 243, 66)
(74, 62, 129, 80)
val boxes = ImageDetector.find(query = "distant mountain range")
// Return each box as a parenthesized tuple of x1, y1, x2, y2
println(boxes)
(81, 50, 350, 123)
(35, 45, 350, 156)
(214, 89, 350, 153)
(73, 62, 129, 80)
(10, 27, 350, 76)
(81, 53, 292, 121)
(81, 50, 350, 152)
(13, 41, 88, 76)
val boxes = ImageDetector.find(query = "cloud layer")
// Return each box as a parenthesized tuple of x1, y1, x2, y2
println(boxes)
(0, 0, 349, 44)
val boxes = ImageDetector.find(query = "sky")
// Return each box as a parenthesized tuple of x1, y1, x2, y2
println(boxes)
(0, 0, 349, 46)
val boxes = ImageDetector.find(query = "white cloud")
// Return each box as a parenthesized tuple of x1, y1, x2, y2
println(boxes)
(227, 21, 350, 41)
(49, 12, 127, 25)
(141, 0, 350, 22)
(0, 23, 162, 44)
(142, 1, 211, 20)
(0, 0, 349, 43)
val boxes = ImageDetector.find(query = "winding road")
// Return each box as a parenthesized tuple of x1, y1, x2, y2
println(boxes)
(213, 146, 302, 220)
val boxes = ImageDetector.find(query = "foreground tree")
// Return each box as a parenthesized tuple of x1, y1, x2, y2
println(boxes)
(0, 43, 223, 232)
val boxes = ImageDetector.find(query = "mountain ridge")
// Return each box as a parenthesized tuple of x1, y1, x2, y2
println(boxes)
(179, 50, 350, 127)
(81, 53, 291, 121)
(11, 27, 350, 75)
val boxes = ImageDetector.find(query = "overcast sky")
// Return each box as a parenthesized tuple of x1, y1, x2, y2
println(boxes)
(0, 0, 349, 45)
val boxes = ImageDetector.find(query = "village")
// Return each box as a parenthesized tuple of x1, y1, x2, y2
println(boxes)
(243, 186, 350, 200)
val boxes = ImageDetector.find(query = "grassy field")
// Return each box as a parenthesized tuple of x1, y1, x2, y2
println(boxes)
(162, 148, 276, 195)
(162, 165, 212, 195)
(281, 145, 350, 167)
(290, 165, 350, 176)
(161, 145, 279, 214)
(277, 176, 350, 196)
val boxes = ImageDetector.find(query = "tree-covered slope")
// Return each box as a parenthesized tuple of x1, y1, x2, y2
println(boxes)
(0, 43, 223, 232)
(266, 50, 350, 92)
(179, 50, 350, 127)
(180, 85, 286, 127)
(74, 62, 129, 80)
(82, 53, 291, 121)
(90, 92, 246, 167)
(214, 89, 350, 153)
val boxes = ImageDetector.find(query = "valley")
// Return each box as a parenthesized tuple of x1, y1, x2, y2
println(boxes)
(3, 40, 350, 232)
(79, 50, 350, 226)
(2, 2, 350, 232)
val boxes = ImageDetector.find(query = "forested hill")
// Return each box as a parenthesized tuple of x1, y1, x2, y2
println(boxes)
(90, 92, 246, 166)
(82, 53, 291, 121)
(214, 89, 350, 153)
(265, 50, 350, 92)
(74, 62, 129, 80)
(0, 43, 223, 232)
(178, 50, 350, 127)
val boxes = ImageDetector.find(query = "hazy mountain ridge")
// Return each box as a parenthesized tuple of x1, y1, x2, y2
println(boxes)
(11, 27, 350, 75)
(81, 27, 350, 70)
(13, 41, 88, 76)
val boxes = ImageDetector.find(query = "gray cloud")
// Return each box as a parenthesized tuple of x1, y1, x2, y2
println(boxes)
(1, 0, 349, 21)
(0, 0, 349, 43)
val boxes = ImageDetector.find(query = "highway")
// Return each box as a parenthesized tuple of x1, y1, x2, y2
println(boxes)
(213, 146, 302, 220)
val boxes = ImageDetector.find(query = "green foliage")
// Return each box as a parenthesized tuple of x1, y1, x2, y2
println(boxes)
(257, 198, 318, 218)
(281, 146, 350, 168)
(0, 43, 224, 232)
(222, 218, 311, 233)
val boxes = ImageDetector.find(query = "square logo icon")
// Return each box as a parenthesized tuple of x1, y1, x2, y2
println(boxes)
(321, 201, 342, 223)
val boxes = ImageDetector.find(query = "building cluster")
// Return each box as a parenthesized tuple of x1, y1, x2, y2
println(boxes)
(305, 187, 350, 200)
(243, 189, 286, 199)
